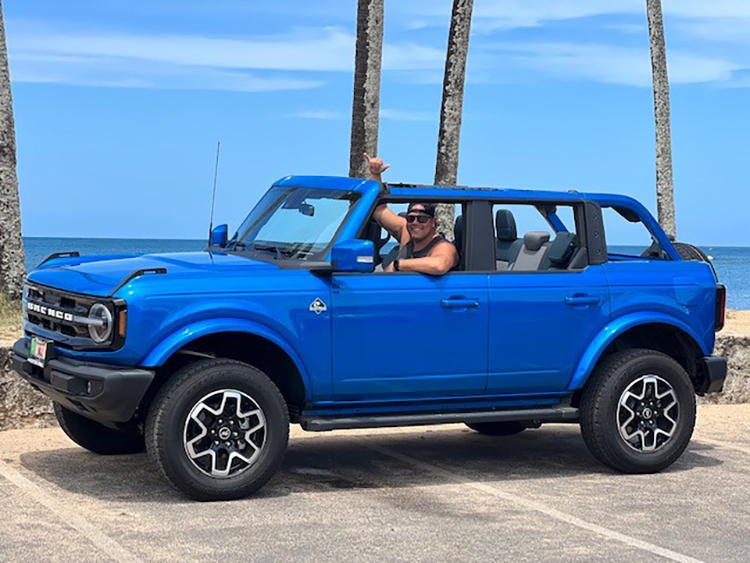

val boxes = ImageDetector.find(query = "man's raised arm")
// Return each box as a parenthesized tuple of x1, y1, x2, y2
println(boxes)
(365, 153, 407, 244)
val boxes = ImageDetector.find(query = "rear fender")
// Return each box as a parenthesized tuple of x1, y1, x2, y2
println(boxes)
(568, 312, 709, 391)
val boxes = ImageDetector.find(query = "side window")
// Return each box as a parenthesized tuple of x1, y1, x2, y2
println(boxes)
(601, 207, 661, 259)
(362, 201, 464, 272)
(491, 203, 584, 272)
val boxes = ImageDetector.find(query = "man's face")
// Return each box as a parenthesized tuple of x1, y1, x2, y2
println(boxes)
(406, 205, 437, 243)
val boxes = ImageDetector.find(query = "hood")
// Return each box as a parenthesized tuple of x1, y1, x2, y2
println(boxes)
(27, 252, 278, 297)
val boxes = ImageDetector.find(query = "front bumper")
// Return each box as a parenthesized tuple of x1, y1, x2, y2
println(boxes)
(697, 355, 727, 394)
(11, 338, 154, 427)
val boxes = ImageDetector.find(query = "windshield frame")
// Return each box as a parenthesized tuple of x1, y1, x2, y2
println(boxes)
(226, 186, 362, 262)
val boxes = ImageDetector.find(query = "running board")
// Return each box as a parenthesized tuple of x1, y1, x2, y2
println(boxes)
(299, 407, 579, 432)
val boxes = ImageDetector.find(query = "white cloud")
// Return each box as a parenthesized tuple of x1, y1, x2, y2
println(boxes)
(488, 42, 740, 87)
(6, 20, 445, 91)
(9, 22, 355, 72)
(289, 110, 346, 120)
(674, 18, 750, 44)
(10, 53, 324, 92)
(408, 0, 750, 29)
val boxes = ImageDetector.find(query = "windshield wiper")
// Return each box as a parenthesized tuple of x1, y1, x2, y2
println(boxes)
(236, 242, 312, 260)
(252, 243, 286, 260)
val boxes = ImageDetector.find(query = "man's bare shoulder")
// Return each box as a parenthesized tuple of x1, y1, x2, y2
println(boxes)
(430, 239, 458, 255)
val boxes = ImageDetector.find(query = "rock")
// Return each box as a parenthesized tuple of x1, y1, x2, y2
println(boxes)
(701, 333, 750, 404)
(0, 345, 56, 431)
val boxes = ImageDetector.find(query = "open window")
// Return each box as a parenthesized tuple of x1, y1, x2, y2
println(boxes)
(490, 202, 587, 272)
(601, 206, 667, 260)
(360, 201, 465, 272)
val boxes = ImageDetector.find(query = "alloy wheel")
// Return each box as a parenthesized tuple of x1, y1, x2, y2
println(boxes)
(617, 375, 679, 453)
(183, 389, 267, 478)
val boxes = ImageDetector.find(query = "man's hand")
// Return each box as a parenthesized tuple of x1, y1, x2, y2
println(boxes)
(364, 153, 390, 180)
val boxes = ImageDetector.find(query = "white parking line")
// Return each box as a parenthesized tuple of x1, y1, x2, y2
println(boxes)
(368, 443, 704, 563)
(0, 459, 141, 563)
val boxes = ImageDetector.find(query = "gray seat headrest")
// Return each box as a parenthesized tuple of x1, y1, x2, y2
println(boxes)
(523, 231, 550, 252)
(495, 210, 517, 242)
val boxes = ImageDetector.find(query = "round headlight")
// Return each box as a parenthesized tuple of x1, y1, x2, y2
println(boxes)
(88, 303, 113, 343)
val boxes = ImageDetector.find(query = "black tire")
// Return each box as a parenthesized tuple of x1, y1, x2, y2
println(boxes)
(673, 242, 710, 263)
(145, 359, 289, 501)
(54, 403, 145, 455)
(580, 349, 696, 474)
(673, 242, 717, 278)
(465, 421, 527, 436)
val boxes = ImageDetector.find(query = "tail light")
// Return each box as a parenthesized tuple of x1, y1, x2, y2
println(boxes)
(715, 284, 726, 332)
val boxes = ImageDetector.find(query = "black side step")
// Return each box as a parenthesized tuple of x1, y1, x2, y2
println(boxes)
(299, 407, 579, 432)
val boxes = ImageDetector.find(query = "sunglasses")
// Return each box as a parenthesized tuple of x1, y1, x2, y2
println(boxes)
(406, 214, 432, 224)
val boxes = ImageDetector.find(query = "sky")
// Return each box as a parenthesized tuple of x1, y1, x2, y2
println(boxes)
(5, 0, 749, 245)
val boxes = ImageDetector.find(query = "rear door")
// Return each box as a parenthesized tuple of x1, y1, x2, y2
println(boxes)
(487, 201, 611, 393)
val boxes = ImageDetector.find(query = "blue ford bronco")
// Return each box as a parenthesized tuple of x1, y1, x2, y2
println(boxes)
(12, 176, 727, 500)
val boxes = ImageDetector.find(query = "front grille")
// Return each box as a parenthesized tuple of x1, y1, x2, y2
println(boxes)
(24, 284, 112, 348)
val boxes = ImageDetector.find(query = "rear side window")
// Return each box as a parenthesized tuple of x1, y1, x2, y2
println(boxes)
(601, 207, 661, 259)
(490, 203, 584, 272)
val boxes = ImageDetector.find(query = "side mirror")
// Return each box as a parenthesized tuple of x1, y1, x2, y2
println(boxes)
(210, 224, 228, 247)
(331, 240, 375, 273)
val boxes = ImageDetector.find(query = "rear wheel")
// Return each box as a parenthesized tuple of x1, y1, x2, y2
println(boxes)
(54, 403, 144, 455)
(145, 359, 289, 501)
(580, 349, 696, 473)
(465, 421, 528, 436)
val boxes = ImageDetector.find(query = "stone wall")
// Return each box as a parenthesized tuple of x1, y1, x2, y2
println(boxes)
(1, 334, 749, 430)
(0, 345, 55, 431)
(703, 333, 750, 404)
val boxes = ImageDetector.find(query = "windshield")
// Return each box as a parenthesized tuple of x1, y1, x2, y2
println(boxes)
(229, 187, 359, 260)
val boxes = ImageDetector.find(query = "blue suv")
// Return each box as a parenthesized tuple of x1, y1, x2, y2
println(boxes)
(12, 176, 727, 500)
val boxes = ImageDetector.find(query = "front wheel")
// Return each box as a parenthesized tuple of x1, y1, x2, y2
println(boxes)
(54, 403, 144, 455)
(580, 349, 696, 474)
(145, 359, 289, 501)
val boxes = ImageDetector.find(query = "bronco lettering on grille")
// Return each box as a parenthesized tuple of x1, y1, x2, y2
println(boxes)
(27, 302, 74, 322)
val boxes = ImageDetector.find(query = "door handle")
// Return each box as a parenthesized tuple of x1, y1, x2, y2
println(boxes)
(441, 298, 480, 309)
(564, 294, 601, 306)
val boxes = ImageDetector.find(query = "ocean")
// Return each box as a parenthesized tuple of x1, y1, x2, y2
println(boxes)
(22, 237, 750, 310)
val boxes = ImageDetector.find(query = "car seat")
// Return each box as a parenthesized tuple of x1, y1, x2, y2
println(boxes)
(510, 231, 551, 270)
(541, 232, 578, 270)
(495, 209, 524, 270)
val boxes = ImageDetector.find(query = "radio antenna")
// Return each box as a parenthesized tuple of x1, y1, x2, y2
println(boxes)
(207, 141, 221, 244)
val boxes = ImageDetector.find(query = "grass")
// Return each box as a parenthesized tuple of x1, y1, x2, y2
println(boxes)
(0, 293, 22, 344)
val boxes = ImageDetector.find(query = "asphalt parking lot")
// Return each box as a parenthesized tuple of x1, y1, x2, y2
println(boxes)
(1, 404, 749, 563)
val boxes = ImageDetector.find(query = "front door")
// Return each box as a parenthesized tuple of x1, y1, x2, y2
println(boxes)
(330, 272, 489, 402)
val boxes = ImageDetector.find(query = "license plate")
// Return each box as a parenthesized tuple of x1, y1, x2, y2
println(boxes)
(28, 336, 52, 368)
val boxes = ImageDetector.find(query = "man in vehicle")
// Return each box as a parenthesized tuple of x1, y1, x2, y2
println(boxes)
(365, 154, 458, 275)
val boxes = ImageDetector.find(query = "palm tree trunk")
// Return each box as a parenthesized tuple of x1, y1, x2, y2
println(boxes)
(349, 0, 384, 179)
(435, 0, 474, 240)
(646, 0, 676, 238)
(0, 0, 25, 299)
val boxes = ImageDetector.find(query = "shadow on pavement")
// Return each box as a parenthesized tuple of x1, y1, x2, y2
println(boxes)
(18, 426, 723, 503)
